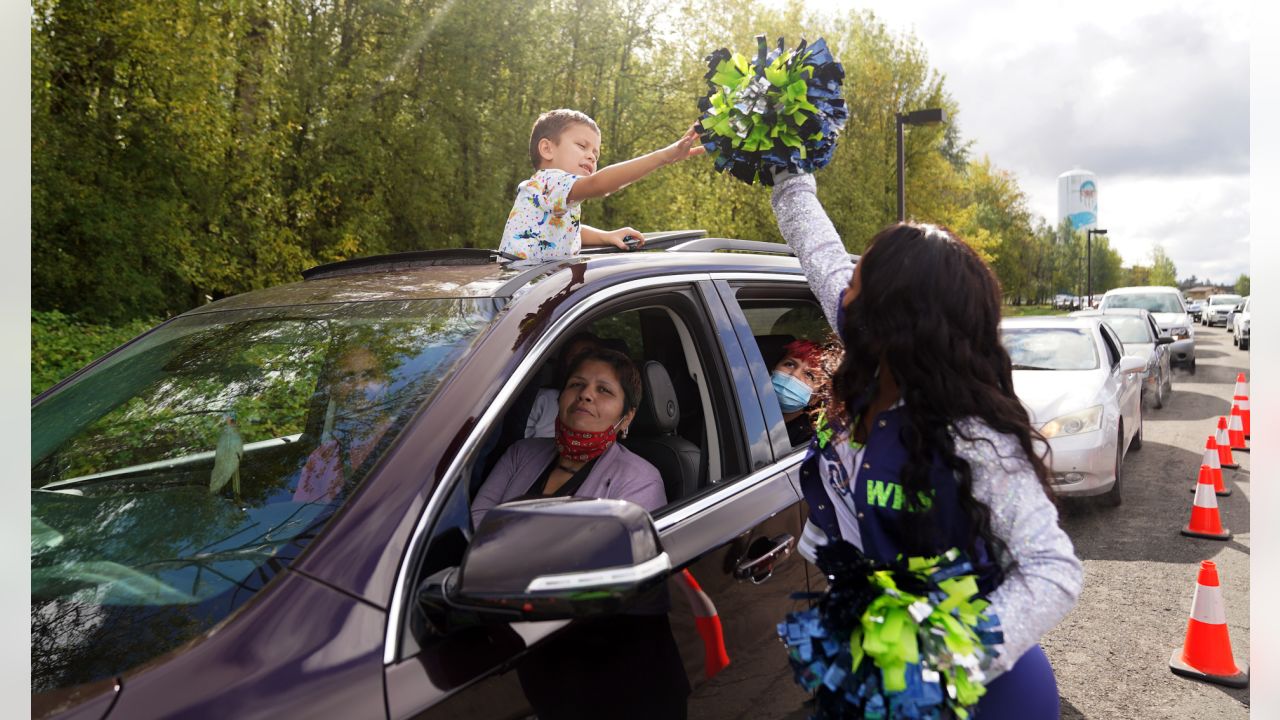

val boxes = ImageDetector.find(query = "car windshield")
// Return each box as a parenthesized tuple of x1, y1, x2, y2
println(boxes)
(1102, 293, 1182, 314)
(1001, 328, 1100, 371)
(1209, 295, 1242, 306)
(31, 298, 497, 692)
(1102, 316, 1152, 344)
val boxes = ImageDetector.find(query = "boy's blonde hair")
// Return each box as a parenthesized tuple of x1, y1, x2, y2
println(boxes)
(529, 109, 600, 169)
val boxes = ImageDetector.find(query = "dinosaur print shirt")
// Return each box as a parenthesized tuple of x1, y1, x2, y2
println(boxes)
(499, 168, 583, 260)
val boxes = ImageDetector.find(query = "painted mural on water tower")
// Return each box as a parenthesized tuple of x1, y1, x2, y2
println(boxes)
(1058, 168, 1098, 230)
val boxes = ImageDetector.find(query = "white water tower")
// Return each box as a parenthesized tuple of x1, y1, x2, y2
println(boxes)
(1058, 168, 1098, 231)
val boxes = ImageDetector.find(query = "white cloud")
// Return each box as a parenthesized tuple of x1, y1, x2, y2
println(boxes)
(809, 0, 1251, 283)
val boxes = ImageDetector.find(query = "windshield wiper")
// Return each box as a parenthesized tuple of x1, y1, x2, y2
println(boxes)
(1011, 363, 1054, 371)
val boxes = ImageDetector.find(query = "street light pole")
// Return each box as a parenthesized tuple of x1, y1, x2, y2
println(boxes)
(1086, 228, 1108, 306)
(895, 108, 948, 222)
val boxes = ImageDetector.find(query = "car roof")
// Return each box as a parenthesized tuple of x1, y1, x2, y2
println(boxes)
(183, 232, 829, 316)
(1001, 315, 1102, 330)
(1071, 308, 1151, 318)
(1102, 286, 1181, 295)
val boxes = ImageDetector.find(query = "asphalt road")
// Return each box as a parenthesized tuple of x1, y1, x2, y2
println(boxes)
(1044, 323, 1251, 719)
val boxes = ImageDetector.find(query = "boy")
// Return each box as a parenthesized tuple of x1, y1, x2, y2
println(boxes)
(500, 109, 703, 260)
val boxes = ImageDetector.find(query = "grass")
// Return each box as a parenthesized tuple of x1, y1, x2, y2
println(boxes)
(1002, 304, 1071, 318)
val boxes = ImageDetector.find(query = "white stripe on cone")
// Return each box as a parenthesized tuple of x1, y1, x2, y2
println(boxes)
(1190, 583, 1229, 625)
(1194, 483, 1219, 509)
(1202, 444, 1221, 470)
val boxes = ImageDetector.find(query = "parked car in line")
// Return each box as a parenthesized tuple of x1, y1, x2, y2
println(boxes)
(1073, 308, 1174, 409)
(1185, 299, 1204, 322)
(1202, 294, 1244, 327)
(1001, 316, 1145, 506)
(1098, 286, 1196, 374)
(31, 232, 847, 720)
(1232, 297, 1251, 350)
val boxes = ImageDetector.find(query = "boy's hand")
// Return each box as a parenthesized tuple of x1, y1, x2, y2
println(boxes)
(606, 227, 645, 250)
(662, 123, 707, 165)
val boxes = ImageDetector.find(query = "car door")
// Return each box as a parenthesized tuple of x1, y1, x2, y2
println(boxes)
(1098, 323, 1138, 447)
(381, 276, 810, 720)
(1147, 314, 1170, 390)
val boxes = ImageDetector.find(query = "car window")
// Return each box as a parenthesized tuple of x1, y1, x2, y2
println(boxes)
(1102, 292, 1183, 314)
(1098, 325, 1123, 367)
(1001, 328, 1099, 371)
(30, 299, 498, 693)
(1209, 295, 1243, 306)
(732, 290, 834, 450)
(1102, 315, 1152, 344)
(1147, 315, 1164, 338)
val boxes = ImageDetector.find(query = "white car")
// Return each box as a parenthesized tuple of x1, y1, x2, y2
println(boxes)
(1232, 297, 1251, 350)
(1099, 286, 1196, 374)
(1203, 294, 1243, 327)
(1001, 316, 1145, 506)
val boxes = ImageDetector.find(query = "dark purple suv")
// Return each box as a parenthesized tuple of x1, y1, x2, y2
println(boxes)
(32, 232, 849, 719)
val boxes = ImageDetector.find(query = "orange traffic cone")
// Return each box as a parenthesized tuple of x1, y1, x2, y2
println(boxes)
(1181, 465, 1230, 540)
(1228, 406, 1248, 453)
(1215, 417, 1239, 470)
(1197, 436, 1229, 496)
(675, 569, 730, 679)
(1232, 373, 1250, 439)
(1169, 561, 1248, 688)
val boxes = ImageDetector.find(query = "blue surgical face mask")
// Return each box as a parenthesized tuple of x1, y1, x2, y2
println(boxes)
(772, 371, 813, 413)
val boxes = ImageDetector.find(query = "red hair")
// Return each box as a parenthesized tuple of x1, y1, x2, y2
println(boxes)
(782, 339, 822, 367)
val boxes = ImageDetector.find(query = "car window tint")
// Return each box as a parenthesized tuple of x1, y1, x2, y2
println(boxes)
(30, 299, 497, 692)
(1099, 325, 1122, 367)
(1001, 328, 1100, 371)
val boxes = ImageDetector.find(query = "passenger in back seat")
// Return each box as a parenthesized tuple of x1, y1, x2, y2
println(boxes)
(770, 338, 829, 446)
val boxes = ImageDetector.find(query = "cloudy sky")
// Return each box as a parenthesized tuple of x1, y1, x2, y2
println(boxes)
(817, 0, 1251, 286)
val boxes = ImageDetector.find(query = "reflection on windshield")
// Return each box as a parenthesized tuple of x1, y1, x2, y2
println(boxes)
(1103, 294, 1181, 314)
(1102, 316, 1151, 344)
(31, 298, 496, 693)
(1002, 328, 1100, 371)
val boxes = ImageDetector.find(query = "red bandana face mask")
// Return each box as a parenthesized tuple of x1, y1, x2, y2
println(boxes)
(555, 416, 622, 462)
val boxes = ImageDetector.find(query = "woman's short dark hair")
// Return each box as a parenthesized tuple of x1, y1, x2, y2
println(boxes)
(562, 348, 643, 416)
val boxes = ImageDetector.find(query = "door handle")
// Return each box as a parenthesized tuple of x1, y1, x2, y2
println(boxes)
(733, 533, 795, 584)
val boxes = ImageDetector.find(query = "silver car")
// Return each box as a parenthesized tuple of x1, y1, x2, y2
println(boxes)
(1099, 286, 1196, 374)
(1073, 308, 1174, 409)
(1232, 297, 1251, 350)
(1203, 293, 1243, 327)
(1001, 316, 1145, 506)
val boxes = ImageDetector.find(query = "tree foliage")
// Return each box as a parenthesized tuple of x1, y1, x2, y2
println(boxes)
(1235, 273, 1250, 296)
(1150, 244, 1178, 287)
(34, 0, 1072, 322)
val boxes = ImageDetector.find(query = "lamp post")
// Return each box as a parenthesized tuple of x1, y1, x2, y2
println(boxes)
(1086, 228, 1107, 306)
(896, 108, 948, 222)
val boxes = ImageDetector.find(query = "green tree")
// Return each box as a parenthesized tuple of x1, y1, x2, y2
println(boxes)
(1150, 244, 1178, 286)
(1235, 274, 1250, 295)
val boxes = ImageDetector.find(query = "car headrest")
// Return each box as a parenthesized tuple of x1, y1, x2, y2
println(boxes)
(755, 334, 797, 372)
(630, 361, 679, 436)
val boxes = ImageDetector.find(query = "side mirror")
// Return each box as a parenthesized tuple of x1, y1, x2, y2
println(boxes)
(1119, 355, 1146, 375)
(419, 497, 670, 627)
(1156, 336, 1174, 346)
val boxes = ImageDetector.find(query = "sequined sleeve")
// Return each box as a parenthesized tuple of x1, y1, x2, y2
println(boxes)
(770, 173, 855, 332)
(953, 418, 1083, 678)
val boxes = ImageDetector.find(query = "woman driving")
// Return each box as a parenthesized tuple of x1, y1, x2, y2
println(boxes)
(471, 347, 665, 527)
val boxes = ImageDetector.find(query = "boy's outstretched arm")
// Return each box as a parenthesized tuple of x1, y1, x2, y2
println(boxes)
(567, 123, 704, 204)
(582, 225, 646, 250)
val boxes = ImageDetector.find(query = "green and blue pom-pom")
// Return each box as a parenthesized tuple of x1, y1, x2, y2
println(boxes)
(779, 542, 1003, 719)
(697, 35, 848, 186)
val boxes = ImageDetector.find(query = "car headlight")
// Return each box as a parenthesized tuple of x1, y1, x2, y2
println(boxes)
(1040, 405, 1104, 438)
(1168, 326, 1191, 340)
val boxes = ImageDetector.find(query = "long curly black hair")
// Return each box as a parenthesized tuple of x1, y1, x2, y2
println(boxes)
(831, 222, 1054, 565)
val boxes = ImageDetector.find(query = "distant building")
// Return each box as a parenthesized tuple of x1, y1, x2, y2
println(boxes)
(1184, 286, 1227, 300)
(1058, 168, 1098, 231)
